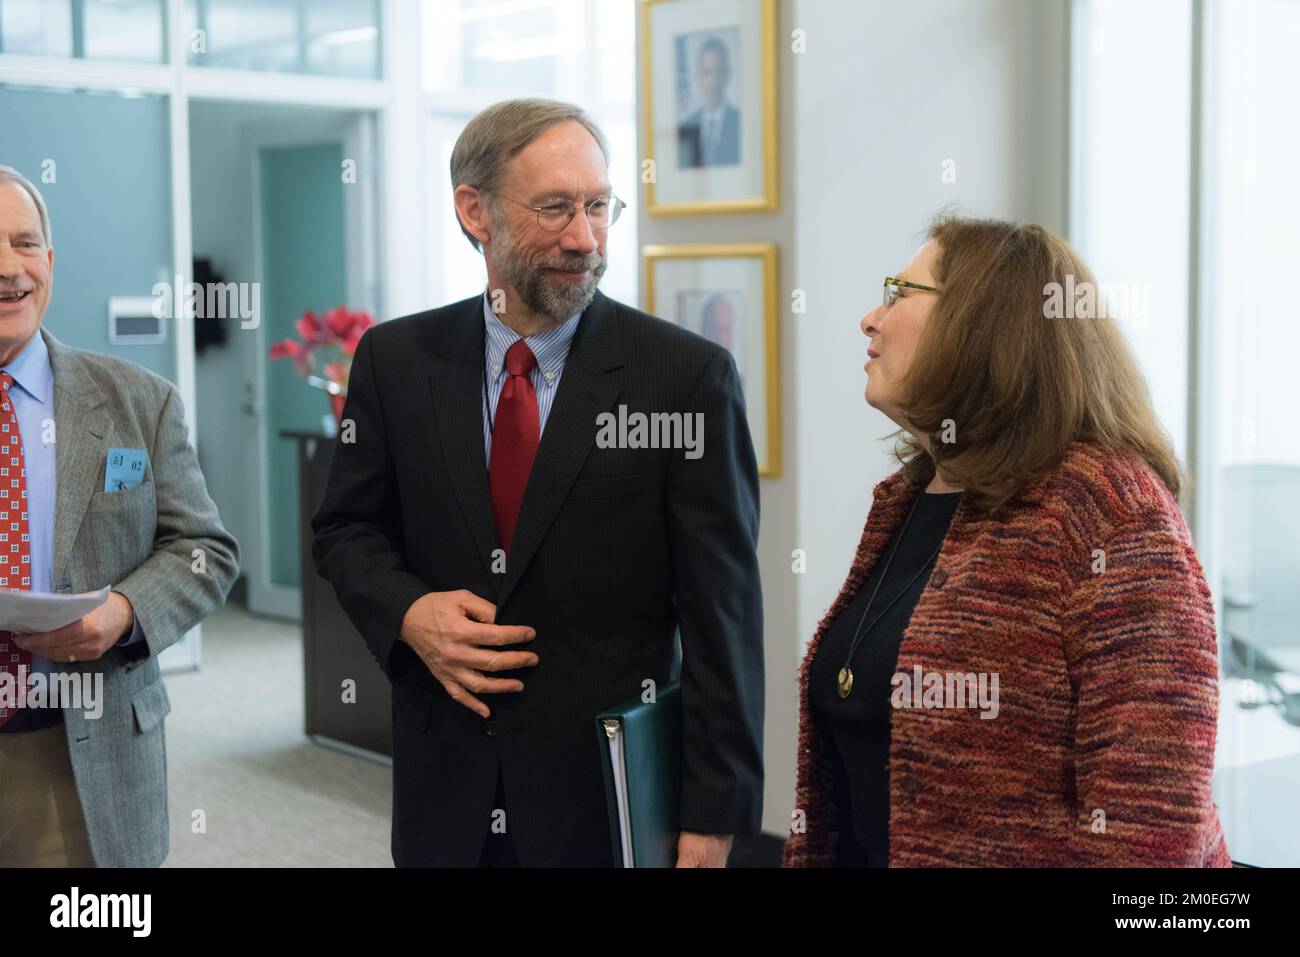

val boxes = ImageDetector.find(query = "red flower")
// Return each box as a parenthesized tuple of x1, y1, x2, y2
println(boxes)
(340, 330, 363, 355)
(269, 305, 375, 392)
(325, 306, 354, 337)
(268, 338, 305, 360)
(340, 311, 375, 355)
(296, 310, 325, 343)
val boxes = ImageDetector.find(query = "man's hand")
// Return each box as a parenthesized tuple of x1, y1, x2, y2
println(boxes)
(399, 590, 538, 718)
(12, 592, 135, 663)
(675, 831, 733, 868)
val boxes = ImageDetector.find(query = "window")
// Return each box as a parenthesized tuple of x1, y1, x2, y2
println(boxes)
(0, 0, 166, 62)
(1070, 0, 1192, 463)
(185, 0, 381, 78)
(423, 0, 637, 309)
(1201, 0, 1300, 869)
(1073, 0, 1300, 867)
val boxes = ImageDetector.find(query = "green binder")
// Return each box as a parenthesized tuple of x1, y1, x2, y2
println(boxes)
(595, 681, 681, 868)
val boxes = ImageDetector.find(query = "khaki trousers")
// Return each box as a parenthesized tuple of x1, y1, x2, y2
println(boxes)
(0, 724, 96, 866)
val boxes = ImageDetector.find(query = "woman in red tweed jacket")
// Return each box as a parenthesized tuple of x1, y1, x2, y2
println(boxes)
(783, 215, 1231, 867)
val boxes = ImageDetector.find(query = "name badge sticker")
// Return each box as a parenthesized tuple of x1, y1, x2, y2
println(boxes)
(105, 447, 148, 492)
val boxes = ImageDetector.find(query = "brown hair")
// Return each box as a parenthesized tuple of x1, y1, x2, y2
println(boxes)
(450, 98, 610, 251)
(892, 213, 1183, 511)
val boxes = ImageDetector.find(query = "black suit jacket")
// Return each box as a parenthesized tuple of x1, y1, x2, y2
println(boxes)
(311, 290, 764, 866)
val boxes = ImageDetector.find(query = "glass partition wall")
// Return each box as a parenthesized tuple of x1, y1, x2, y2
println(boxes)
(1072, 0, 1300, 867)
(0, 0, 399, 663)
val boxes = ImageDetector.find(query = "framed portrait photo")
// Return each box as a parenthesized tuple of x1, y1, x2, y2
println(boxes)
(640, 0, 779, 216)
(643, 243, 781, 476)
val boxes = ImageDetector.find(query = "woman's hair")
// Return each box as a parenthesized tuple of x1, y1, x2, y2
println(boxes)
(892, 212, 1184, 511)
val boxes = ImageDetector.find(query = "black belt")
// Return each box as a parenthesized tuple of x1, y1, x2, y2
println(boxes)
(0, 706, 64, 734)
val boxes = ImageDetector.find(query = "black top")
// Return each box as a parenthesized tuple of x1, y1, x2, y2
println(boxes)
(809, 489, 961, 866)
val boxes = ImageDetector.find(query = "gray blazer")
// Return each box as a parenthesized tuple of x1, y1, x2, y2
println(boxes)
(42, 328, 239, 867)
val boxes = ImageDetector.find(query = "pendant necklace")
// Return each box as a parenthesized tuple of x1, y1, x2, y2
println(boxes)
(836, 491, 947, 699)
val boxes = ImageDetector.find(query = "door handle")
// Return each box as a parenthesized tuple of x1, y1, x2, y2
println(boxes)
(241, 380, 263, 416)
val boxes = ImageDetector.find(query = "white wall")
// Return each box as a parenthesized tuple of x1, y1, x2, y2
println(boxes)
(790, 0, 1069, 644)
(639, 0, 1070, 837)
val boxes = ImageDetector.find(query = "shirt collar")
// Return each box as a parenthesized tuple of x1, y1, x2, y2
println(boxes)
(1, 330, 52, 405)
(482, 292, 581, 379)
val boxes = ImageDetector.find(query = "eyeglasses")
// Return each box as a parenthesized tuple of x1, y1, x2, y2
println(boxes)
(883, 276, 941, 308)
(483, 190, 626, 232)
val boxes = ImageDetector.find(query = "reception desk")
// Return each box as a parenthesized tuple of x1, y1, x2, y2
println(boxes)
(283, 430, 393, 759)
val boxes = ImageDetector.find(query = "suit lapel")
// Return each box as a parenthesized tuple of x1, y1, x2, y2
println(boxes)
(427, 299, 499, 584)
(497, 291, 623, 610)
(45, 329, 111, 589)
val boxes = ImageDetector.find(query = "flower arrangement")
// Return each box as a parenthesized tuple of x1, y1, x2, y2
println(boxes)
(268, 306, 375, 424)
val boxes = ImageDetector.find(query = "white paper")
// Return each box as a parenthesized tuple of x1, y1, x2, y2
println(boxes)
(607, 729, 635, 869)
(0, 586, 111, 633)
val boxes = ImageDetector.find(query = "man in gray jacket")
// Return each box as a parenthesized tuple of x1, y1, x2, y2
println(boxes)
(0, 165, 239, 867)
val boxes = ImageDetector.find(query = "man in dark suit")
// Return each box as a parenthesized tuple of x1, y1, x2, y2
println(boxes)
(677, 37, 742, 168)
(311, 98, 764, 867)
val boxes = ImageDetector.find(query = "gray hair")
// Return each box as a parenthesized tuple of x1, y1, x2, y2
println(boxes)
(450, 98, 610, 251)
(0, 165, 52, 247)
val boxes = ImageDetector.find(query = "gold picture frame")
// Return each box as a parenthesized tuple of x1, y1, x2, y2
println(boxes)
(643, 242, 781, 477)
(640, 0, 779, 216)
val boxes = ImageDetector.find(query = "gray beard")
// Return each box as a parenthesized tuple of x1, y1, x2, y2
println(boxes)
(491, 219, 606, 322)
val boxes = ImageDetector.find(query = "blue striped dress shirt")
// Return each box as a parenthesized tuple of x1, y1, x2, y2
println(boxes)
(481, 293, 581, 463)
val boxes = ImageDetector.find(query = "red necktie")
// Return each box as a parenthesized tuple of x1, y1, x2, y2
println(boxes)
(0, 372, 32, 729)
(489, 340, 539, 555)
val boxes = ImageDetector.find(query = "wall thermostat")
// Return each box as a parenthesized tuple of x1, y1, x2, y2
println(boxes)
(108, 296, 167, 345)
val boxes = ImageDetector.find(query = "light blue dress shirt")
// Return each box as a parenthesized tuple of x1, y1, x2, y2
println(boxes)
(4, 331, 57, 680)
(2, 332, 141, 685)
(480, 293, 581, 463)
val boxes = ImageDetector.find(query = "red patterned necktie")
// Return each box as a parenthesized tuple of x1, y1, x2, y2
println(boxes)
(489, 340, 540, 555)
(0, 372, 32, 729)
